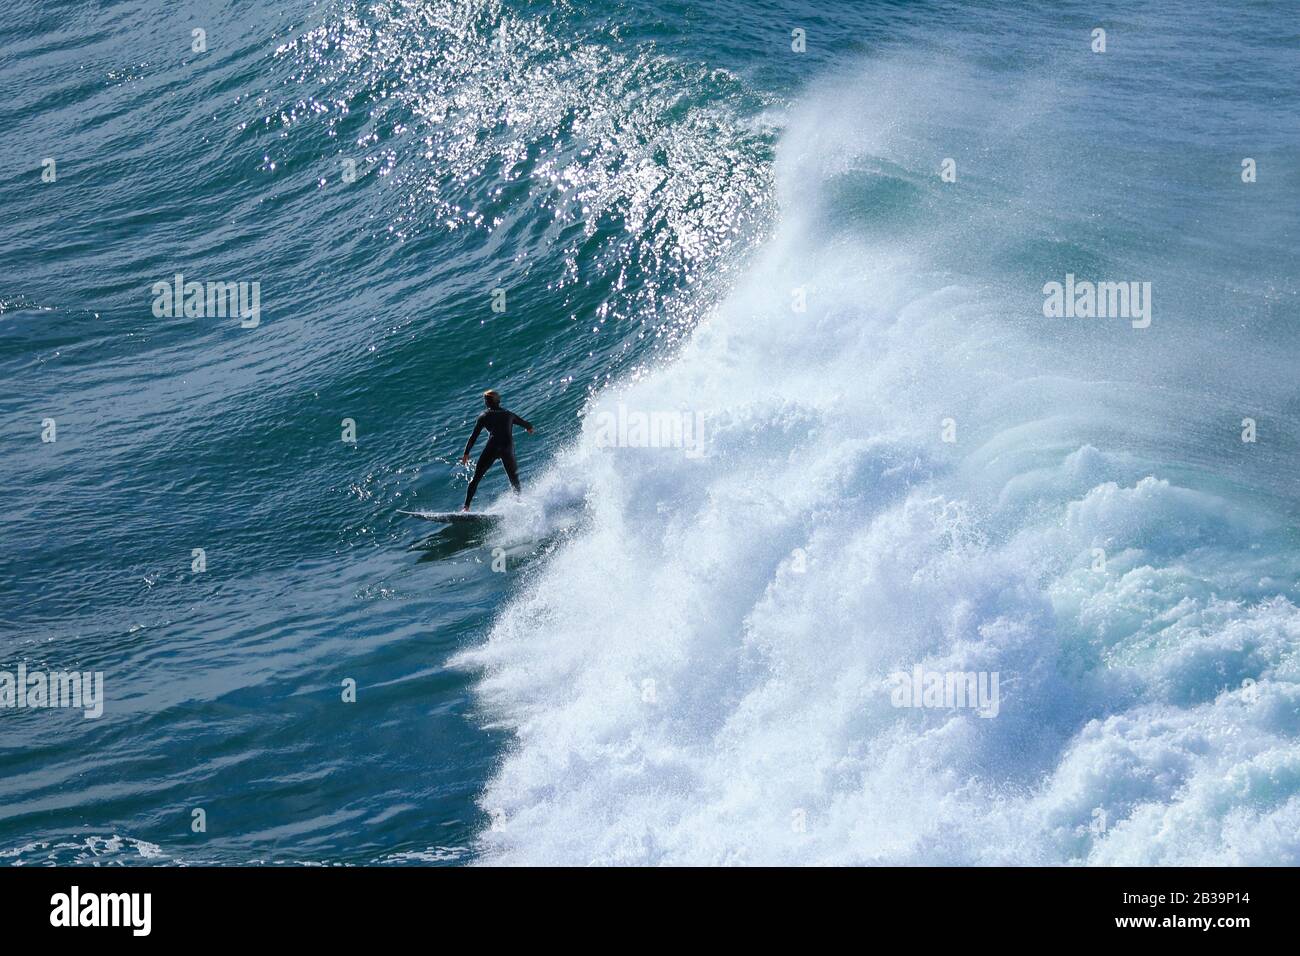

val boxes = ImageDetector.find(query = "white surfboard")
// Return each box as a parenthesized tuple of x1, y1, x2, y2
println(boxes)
(398, 509, 499, 525)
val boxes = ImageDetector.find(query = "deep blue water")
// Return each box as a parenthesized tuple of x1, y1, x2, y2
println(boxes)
(1, 0, 1297, 865)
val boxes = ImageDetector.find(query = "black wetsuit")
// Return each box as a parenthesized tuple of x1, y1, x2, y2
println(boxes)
(463, 407, 532, 508)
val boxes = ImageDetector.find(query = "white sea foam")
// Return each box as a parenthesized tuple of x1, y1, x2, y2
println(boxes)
(456, 57, 1300, 865)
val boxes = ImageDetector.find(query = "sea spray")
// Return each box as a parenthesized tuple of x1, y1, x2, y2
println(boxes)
(455, 47, 1300, 866)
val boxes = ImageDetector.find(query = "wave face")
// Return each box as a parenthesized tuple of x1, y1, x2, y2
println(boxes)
(455, 11, 1300, 864)
(0, 0, 772, 864)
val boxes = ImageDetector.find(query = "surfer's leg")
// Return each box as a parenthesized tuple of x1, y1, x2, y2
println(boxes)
(464, 450, 497, 509)
(500, 449, 521, 493)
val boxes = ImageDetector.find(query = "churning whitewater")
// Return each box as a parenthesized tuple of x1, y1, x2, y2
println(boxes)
(455, 52, 1300, 866)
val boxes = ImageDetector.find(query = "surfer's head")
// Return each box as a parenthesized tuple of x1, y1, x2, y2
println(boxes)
(483, 389, 501, 409)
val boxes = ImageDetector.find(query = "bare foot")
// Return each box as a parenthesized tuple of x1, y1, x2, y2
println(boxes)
(460, 506, 470, 513)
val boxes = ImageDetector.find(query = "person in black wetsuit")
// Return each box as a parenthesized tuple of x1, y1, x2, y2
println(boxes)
(460, 389, 534, 511)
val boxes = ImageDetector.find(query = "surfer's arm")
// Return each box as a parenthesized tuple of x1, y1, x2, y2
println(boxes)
(461, 419, 484, 461)
(512, 413, 535, 434)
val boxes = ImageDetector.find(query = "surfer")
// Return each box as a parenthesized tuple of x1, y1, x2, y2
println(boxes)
(460, 389, 534, 511)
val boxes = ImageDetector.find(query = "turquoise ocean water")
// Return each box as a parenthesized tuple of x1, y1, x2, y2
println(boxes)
(1, 0, 1298, 864)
